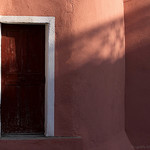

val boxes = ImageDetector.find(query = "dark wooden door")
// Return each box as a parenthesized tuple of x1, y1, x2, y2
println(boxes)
(1, 24, 45, 135)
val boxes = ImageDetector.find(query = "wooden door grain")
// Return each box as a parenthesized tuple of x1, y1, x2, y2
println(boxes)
(1, 24, 45, 135)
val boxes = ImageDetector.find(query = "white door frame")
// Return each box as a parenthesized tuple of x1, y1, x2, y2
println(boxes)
(0, 16, 55, 137)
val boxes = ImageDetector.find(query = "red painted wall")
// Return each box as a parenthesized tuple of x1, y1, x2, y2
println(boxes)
(124, 0, 150, 149)
(0, 0, 133, 150)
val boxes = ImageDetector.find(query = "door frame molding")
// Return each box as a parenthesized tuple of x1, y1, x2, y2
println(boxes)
(0, 16, 55, 137)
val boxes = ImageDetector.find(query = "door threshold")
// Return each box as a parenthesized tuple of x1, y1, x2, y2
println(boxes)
(1, 134, 46, 140)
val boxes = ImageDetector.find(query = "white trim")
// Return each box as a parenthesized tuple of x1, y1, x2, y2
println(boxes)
(0, 16, 54, 24)
(0, 16, 55, 137)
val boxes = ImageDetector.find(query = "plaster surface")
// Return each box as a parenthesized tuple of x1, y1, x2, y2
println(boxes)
(0, 0, 133, 150)
(125, 0, 150, 149)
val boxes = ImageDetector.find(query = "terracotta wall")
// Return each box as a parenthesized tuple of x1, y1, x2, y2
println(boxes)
(0, 0, 133, 150)
(124, 0, 150, 149)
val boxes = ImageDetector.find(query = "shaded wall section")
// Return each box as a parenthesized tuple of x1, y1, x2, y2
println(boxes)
(124, 0, 150, 149)
(0, 0, 133, 150)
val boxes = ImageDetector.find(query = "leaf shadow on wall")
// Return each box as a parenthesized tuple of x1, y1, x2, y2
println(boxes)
(55, 15, 129, 150)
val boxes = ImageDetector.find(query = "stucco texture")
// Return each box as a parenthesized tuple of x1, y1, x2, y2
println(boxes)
(125, 0, 150, 149)
(0, 0, 133, 150)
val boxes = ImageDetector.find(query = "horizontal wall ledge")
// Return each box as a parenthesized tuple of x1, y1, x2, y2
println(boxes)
(0, 137, 82, 150)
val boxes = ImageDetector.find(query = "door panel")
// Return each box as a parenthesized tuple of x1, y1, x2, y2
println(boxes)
(1, 24, 45, 135)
